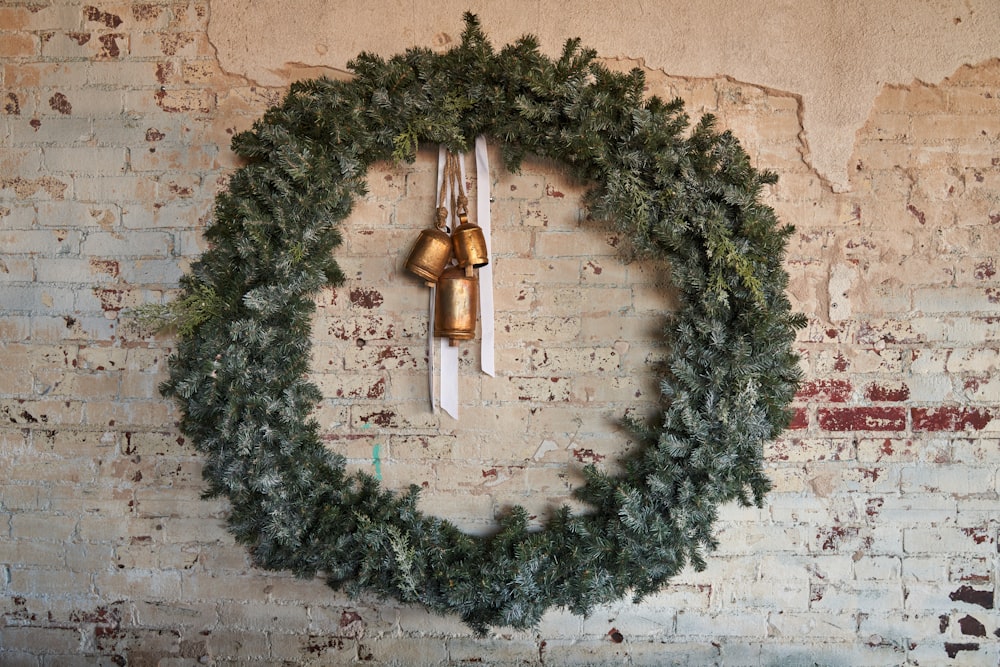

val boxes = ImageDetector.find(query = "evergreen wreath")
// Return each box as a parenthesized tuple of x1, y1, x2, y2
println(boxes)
(159, 14, 804, 632)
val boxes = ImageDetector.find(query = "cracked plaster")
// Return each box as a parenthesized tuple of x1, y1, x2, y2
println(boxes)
(209, 0, 1000, 192)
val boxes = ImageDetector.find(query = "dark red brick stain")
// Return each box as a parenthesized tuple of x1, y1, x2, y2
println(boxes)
(832, 352, 849, 371)
(972, 258, 997, 280)
(159, 33, 194, 57)
(5, 595, 37, 622)
(359, 411, 393, 427)
(819, 525, 858, 551)
(83, 6, 123, 28)
(944, 642, 979, 659)
(90, 258, 120, 277)
(155, 62, 174, 84)
(879, 439, 895, 456)
(94, 288, 126, 313)
(608, 628, 624, 643)
(67, 31, 91, 45)
(98, 34, 122, 58)
(865, 382, 910, 402)
(48, 92, 72, 114)
(572, 448, 606, 463)
(796, 378, 852, 402)
(367, 378, 386, 399)
(545, 184, 565, 198)
(865, 497, 883, 518)
(906, 204, 926, 224)
(960, 527, 991, 545)
(132, 3, 163, 20)
(817, 407, 906, 432)
(349, 287, 384, 309)
(950, 585, 994, 609)
(912, 406, 992, 432)
(938, 615, 949, 633)
(860, 468, 880, 481)
(305, 635, 346, 654)
(958, 615, 987, 637)
(145, 128, 164, 141)
(340, 610, 363, 628)
(960, 571, 991, 585)
(963, 375, 987, 393)
(4, 92, 20, 115)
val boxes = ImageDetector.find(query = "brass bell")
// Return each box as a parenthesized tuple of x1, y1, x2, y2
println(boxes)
(452, 212, 489, 269)
(404, 226, 452, 283)
(434, 266, 478, 344)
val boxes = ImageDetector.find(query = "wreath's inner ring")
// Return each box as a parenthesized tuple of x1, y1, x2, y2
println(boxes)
(308, 146, 673, 534)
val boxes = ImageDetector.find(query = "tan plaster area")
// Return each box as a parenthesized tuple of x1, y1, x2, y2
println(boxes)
(208, 0, 1000, 192)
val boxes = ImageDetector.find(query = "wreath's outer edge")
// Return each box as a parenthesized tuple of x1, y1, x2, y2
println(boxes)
(160, 14, 804, 632)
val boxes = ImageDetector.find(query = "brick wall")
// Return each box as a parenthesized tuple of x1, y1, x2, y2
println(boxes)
(1, 2, 999, 665)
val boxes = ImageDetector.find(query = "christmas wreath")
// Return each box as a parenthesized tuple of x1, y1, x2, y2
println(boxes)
(159, 14, 804, 632)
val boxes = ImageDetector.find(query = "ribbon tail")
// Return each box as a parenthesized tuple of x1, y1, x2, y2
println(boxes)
(427, 284, 436, 413)
(440, 339, 459, 419)
(475, 135, 496, 377)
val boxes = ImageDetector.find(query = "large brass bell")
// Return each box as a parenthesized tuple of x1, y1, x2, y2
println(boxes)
(434, 266, 478, 344)
(404, 226, 452, 283)
(405, 206, 453, 283)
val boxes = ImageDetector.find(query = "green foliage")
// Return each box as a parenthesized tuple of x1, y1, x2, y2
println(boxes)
(160, 14, 803, 632)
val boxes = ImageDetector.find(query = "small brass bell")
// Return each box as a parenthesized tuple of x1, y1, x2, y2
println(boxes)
(404, 207, 453, 283)
(434, 266, 478, 344)
(452, 194, 488, 270)
(452, 212, 489, 269)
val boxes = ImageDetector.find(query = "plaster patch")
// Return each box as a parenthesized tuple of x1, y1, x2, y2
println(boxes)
(207, 0, 1000, 192)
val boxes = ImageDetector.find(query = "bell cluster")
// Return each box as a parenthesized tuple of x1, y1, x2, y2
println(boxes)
(404, 151, 489, 345)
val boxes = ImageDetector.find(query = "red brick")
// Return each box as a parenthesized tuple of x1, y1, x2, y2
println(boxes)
(817, 407, 907, 432)
(912, 407, 993, 432)
(795, 379, 853, 402)
(788, 407, 809, 430)
(864, 382, 911, 402)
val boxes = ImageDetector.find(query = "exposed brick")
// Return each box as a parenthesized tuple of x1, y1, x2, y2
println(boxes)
(817, 407, 907, 432)
(864, 381, 911, 402)
(912, 406, 994, 432)
(796, 378, 853, 402)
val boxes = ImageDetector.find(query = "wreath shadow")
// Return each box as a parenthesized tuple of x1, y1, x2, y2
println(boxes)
(159, 13, 804, 632)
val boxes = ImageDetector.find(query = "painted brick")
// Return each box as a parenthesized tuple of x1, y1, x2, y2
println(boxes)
(0, 8, 999, 665)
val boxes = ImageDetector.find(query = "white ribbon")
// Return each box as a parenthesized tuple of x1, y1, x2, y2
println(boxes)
(475, 135, 496, 377)
(437, 145, 460, 419)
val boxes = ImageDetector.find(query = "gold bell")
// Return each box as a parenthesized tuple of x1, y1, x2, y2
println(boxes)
(452, 212, 489, 269)
(434, 266, 478, 344)
(404, 226, 452, 283)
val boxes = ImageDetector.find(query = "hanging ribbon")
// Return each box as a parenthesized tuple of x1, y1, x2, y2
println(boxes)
(437, 147, 460, 419)
(475, 136, 495, 377)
